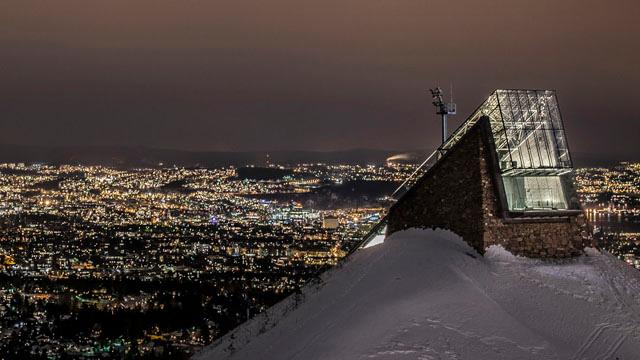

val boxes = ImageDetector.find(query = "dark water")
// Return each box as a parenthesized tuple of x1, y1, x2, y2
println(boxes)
(587, 212, 640, 234)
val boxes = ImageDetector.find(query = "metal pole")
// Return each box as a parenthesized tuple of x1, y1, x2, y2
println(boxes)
(442, 113, 447, 144)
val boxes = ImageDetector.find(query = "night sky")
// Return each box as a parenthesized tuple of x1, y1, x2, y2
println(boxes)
(2, 0, 639, 159)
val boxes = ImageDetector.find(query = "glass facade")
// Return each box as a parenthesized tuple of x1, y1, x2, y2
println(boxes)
(475, 90, 572, 173)
(502, 176, 567, 210)
(442, 89, 574, 212)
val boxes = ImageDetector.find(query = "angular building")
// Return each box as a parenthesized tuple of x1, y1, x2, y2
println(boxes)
(363, 89, 591, 258)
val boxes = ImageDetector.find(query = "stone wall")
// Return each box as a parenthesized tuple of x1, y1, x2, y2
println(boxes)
(386, 118, 591, 258)
(386, 122, 486, 252)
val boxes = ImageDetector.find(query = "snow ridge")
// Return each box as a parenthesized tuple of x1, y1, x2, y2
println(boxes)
(196, 229, 640, 360)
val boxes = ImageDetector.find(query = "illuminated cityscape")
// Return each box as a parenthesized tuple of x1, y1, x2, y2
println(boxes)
(0, 160, 638, 359)
(575, 162, 640, 267)
(0, 161, 411, 359)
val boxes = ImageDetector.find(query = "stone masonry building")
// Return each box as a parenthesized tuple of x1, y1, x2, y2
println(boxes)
(363, 89, 591, 258)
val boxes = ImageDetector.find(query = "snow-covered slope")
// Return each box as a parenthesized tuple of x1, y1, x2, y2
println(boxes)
(195, 229, 640, 360)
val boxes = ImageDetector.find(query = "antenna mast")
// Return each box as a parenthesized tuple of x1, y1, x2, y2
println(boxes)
(429, 87, 456, 145)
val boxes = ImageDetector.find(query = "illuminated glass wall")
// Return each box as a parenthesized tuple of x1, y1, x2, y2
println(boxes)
(483, 90, 573, 211)
(484, 90, 571, 172)
(442, 89, 574, 211)
(502, 176, 567, 210)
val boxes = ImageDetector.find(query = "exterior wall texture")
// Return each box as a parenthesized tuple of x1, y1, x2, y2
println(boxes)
(386, 119, 591, 258)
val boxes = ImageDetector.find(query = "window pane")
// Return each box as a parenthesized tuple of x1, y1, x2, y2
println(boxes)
(503, 176, 568, 210)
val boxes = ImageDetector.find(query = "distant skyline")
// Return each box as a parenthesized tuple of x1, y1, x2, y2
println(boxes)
(1, 0, 639, 159)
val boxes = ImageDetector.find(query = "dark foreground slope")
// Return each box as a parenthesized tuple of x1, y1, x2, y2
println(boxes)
(196, 229, 640, 360)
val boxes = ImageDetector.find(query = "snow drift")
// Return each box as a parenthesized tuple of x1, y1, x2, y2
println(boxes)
(195, 229, 640, 360)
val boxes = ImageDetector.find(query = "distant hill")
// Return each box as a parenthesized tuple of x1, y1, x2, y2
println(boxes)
(244, 179, 399, 210)
(0, 144, 429, 168)
(0, 144, 626, 168)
